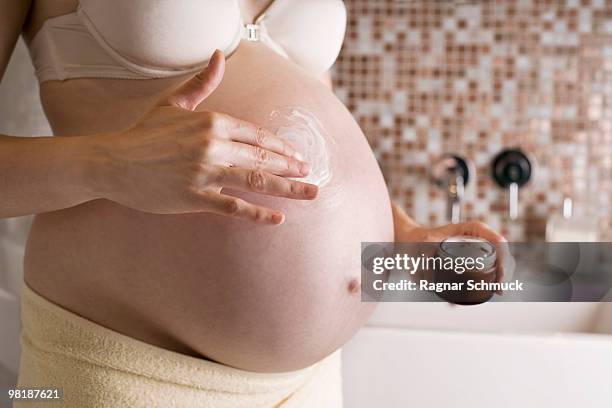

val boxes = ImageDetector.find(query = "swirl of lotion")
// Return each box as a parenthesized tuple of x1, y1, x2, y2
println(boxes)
(266, 106, 332, 187)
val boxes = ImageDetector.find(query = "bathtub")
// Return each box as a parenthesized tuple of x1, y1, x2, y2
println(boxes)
(342, 302, 612, 407)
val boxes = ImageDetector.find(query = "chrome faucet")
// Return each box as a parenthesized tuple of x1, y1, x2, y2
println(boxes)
(447, 171, 465, 224)
(432, 154, 472, 224)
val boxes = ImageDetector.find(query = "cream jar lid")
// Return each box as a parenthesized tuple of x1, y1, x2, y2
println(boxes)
(438, 235, 497, 270)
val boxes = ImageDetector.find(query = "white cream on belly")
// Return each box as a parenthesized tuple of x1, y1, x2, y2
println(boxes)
(266, 106, 332, 187)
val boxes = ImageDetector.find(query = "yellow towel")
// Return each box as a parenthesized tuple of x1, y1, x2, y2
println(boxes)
(16, 284, 342, 407)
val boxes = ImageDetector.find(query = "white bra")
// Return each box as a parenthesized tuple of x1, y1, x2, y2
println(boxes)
(28, 0, 347, 83)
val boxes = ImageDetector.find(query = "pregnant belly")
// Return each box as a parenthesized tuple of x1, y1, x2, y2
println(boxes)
(25, 42, 394, 372)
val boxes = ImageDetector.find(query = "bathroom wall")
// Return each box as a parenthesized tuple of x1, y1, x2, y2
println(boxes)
(333, 0, 612, 241)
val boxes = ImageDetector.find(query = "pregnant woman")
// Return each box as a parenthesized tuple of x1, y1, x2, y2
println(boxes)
(1, 0, 504, 406)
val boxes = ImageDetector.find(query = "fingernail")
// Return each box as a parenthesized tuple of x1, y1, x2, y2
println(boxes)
(304, 185, 318, 199)
(270, 213, 284, 224)
(294, 151, 305, 161)
(299, 161, 310, 176)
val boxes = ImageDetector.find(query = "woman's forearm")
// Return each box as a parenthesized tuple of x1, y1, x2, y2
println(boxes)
(391, 200, 505, 245)
(0, 51, 320, 223)
(0, 134, 102, 218)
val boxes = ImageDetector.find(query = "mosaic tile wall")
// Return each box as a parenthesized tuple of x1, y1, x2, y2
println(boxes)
(333, 0, 612, 241)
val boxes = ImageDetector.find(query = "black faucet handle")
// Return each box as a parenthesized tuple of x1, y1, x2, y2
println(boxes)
(491, 149, 532, 188)
(491, 148, 533, 220)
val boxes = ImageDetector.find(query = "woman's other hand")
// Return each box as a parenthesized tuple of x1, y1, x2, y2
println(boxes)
(392, 202, 511, 293)
(91, 50, 317, 224)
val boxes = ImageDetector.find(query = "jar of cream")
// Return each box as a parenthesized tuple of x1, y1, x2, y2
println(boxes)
(433, 235, 498, 305)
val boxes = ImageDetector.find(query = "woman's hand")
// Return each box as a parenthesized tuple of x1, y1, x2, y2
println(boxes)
(392, 202, 509, 293)
(92, 50, 317, 225)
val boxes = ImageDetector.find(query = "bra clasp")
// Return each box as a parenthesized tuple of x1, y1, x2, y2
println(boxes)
(244, 24, 261, 42)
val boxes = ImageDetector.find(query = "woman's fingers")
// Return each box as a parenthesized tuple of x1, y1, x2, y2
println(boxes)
(435, 220, 505, 244)
(452, 221, 508, 294)
(210, 139, 310, 177)
(162, 49, 225, 111)
(211, 113, 301, 159)
(460, 221, 506, 243)
(213, 167, 318, 200)
(432, 221, 508, 295)
(191, 166, 319, 226)
(196, 191, 285, 225)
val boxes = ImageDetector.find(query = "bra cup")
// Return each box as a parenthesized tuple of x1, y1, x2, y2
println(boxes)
(29, 0, 348, 83)
(264, 0, 347, 75)
(79, 0, 242, 68)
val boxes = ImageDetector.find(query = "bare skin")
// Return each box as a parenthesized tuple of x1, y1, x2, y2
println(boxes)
(1, 0, 506, 373)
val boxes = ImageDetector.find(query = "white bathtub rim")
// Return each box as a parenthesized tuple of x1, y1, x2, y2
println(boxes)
(363, 322, 612, 344)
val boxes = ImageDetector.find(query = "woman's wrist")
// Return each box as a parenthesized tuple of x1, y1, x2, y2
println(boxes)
(72, 132, 122, 201)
